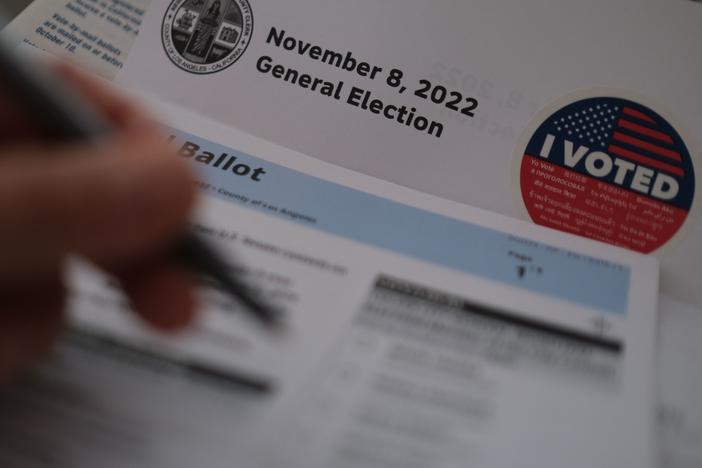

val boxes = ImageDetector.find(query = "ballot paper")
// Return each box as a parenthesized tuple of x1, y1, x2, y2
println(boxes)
(0, 93, 660, 467)
(2, 0, 149, 78)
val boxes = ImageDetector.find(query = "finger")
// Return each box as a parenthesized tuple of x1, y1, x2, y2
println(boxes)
(0, 277, 65, 383)
(0, 78, 41, 141)
(115, 260, 198, 332)
(0, 60, 153, 141)
(0, 132, 196, 281)
(51, 62, 159, 132)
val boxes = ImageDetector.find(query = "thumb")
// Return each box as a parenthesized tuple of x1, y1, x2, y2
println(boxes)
(0, 131, 196, 280)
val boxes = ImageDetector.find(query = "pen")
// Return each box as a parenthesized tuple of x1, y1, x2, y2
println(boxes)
(0, 35, 281, 329)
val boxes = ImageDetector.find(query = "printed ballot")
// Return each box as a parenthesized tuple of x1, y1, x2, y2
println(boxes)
(2, 98, 660, 468)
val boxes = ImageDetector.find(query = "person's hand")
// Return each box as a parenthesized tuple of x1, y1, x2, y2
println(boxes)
(0, 64, 198, 381)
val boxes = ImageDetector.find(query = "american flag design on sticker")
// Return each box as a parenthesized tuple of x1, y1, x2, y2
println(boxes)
(519, 96, 695, 253)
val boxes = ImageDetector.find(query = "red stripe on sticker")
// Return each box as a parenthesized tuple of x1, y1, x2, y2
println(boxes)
(617, 119, 674, 144)
(608, 144, 685, 177)
(622, 107, 656, 124)
(612, 132, 682, 161)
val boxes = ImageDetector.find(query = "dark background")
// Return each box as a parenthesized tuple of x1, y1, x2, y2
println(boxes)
(2, 0, 33, 27)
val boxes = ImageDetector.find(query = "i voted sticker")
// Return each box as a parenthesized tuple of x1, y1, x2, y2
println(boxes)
(516, 94, 696, 253)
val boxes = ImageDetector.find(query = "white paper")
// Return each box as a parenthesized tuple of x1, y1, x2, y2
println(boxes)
(122, 0, 702, 301)
(2, 0, 149, 78)
(46, 98, 659, 467)
(658, 297, 702, 468)
(116, 2, 702, 465)
(117, 0, 702, 308)
(0, 329, 269, 468)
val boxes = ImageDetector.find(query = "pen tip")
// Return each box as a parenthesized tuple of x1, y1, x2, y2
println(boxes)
(252, 303, 288, 333)
(221, 280, 287, 333)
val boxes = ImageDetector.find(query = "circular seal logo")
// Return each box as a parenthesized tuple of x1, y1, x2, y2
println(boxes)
(162, 0, 253, 74)
(515, 93, 696, 254)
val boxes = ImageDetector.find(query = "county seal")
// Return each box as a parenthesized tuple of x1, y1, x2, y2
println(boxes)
(162, 0, 253, 74)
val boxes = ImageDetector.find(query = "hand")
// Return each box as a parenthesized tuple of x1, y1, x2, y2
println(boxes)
(0, 64, 198, 381)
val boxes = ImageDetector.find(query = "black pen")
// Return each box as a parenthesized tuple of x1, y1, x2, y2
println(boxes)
(0, 36, 281, 329)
